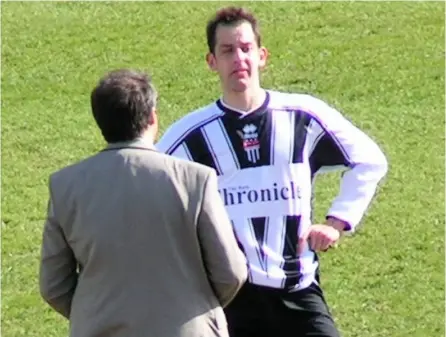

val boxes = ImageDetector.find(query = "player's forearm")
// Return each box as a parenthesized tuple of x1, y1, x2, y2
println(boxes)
(327, 152, 388, 232)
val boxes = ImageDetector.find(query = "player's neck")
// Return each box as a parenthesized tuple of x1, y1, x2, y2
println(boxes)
(221, 87, 267, 114)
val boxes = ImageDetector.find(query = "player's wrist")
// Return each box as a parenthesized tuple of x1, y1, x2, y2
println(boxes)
(325, 216, 349, 234)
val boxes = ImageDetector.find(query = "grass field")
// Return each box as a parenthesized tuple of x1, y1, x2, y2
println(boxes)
(2, 1, 444, 336)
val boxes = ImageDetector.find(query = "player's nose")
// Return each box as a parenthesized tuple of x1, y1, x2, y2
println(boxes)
(233, 48, 246, 62)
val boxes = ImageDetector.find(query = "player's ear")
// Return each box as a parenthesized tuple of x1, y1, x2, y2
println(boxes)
(259, 46, 268, 69)
(206, 52, 217, 71)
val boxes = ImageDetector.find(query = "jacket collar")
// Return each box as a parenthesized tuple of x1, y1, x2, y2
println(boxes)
(104, 138, 156, 151)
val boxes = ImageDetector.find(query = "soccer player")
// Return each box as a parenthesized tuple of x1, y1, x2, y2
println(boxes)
(156, 6, 388, 337)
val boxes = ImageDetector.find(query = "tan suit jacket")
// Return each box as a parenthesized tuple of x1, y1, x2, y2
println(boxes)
(39, 139, 248, 337)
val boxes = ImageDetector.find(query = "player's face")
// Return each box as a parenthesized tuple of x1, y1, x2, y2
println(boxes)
(207, 22, 268, 93)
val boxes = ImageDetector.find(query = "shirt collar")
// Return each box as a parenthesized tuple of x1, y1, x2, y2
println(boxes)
(104, 138, 156, 151)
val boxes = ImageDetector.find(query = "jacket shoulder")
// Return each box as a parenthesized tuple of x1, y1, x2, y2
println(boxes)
(47, 153, 102, 193)
(160, 152, 214, 178)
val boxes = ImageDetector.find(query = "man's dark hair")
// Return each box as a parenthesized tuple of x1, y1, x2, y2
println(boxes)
(206, 6, 261, 54)
(90, 69, 157, 143)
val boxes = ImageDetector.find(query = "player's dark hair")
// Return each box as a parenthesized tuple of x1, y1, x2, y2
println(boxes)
(206, 6, 261, 54)
(90, 69, 157, 143)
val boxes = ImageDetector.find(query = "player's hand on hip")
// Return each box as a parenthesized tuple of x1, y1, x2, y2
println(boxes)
(298, 224, 341, 254)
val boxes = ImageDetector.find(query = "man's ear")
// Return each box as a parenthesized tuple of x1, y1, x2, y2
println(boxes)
(149, 108, 157, 125)
(259, 46, 269, 70)
(206, 52, 217, 71)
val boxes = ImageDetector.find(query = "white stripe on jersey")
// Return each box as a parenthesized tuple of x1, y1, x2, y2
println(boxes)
(270, 109, 294, 165)
(201, 127, 223, 175)
(201, 121, 239, 174)
(265, 215, 287, 287)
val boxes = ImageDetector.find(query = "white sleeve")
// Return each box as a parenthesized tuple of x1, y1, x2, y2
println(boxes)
(156, 125, 192, 160)
(305, 96, 388, 232)
(156, 104, 221, 160)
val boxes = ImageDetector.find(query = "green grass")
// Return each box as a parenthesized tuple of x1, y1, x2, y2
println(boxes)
(2, 1, 444, 336)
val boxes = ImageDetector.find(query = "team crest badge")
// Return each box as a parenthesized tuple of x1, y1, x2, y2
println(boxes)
(237, 124, 260, 163)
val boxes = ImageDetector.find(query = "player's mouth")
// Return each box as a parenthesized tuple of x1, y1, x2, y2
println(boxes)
(232, 69, 249, 77)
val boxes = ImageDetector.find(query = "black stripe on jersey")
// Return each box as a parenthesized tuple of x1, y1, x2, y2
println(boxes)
(281, 215, 302, 289)
(183, 130, 221, 175)
(251, 217, 267, 268)
(219, 110, 273, 169)
(248, 218, 265, 276)
(309, 132, 351, 176)
(291, 111, 313, 164)
(165, 114, 222, 155)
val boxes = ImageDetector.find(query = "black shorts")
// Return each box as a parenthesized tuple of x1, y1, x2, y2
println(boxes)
(224, 282, 341, 337)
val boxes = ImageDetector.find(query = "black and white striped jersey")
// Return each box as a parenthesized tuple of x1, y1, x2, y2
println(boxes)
(156, 90, 388, 291)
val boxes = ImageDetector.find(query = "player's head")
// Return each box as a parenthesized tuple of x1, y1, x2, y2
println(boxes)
(206, 7, 268, 94)
(91, 69, 158, 143)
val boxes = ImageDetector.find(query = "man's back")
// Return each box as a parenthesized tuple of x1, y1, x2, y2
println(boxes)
(40, 145, 246, 337)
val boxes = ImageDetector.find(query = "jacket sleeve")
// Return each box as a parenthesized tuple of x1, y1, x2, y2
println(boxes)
(305, 96, 388, 232)
(196, 170, 248, 307)
(39, 179, 78, 318)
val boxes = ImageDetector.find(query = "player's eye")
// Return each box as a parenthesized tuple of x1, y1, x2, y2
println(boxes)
(241, 46, 252, 53)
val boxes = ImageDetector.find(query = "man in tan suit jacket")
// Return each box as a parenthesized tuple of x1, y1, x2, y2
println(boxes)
(39, 69, 248, 337)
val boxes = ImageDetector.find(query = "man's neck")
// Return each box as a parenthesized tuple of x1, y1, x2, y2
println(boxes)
(136, 129, 156, 147)
(221, 87, 267, 113)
